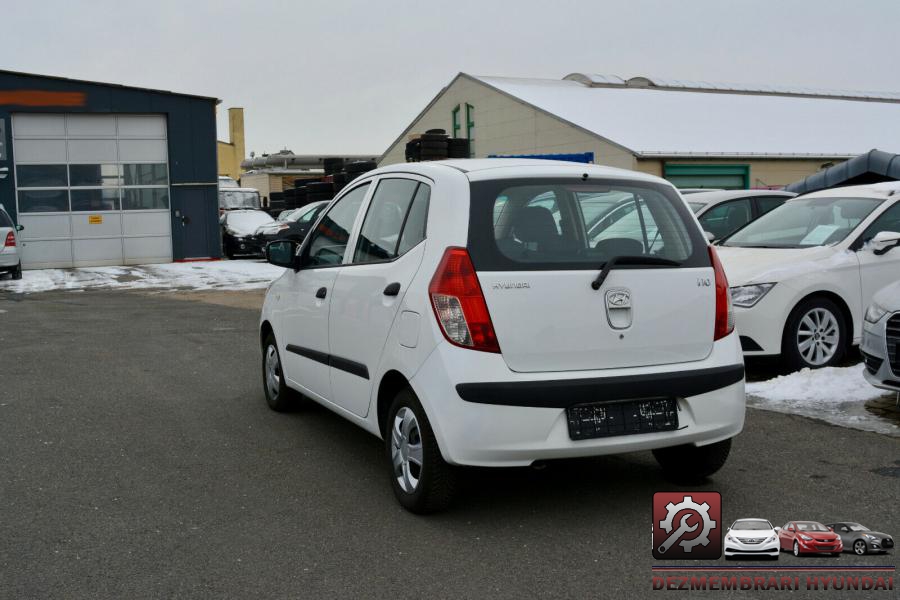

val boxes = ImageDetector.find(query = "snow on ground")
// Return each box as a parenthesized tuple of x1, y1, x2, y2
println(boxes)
(0, 261, 285, 293)
(746, 365, 899, 436)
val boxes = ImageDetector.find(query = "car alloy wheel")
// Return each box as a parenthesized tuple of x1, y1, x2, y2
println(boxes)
(796, 307, 839, 366)
(793, 541, 800, 557)
(853, 540, 867, 555)
(264, 344, 281, 401)
(391, 407, 424, 494)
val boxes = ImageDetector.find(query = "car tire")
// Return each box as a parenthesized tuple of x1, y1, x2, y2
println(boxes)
(782, 297, 846, 370)
(853, 539, 868, 555)
(225, 246, 236, 260)
(12, 262, 22, 280)
(385, 388, 456, 514)
(793, 541, 801, 557)
(652, 438, 731, 483)
(261, 332, 302, 412)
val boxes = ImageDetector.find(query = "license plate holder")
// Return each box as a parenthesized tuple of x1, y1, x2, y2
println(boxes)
(566, 398, 678, 440)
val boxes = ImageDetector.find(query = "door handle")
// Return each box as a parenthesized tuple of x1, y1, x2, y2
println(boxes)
(383, 282, 401, 296)
(315, 287, 327, 299)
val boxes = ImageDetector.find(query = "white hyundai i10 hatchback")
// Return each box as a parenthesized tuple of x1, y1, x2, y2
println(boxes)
(259, 159, 746, 512)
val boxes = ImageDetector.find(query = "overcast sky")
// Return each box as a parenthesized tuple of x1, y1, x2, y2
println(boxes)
(3, 0, 898, 157)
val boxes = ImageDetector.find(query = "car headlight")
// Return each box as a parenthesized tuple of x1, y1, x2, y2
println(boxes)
(764, 535, 776, 543)
(799, 534, 813, 541)
(863, 534, 878, 541)
(730, 283, 776, 308)
(865, 302, 888, 324)
(725, 535, 734, 542)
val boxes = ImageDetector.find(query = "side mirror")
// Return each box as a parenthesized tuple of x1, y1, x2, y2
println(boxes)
(16, 224, 24, 232)
(828, 527, 834, 532)
(869, 230, 900, 255)
(266, 240, 300, 269)
(774, 527, 781, 532)
(704, 231, 716, 243)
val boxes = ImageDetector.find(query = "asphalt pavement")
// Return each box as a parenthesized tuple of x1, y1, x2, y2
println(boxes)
(0, 289, 897, 599)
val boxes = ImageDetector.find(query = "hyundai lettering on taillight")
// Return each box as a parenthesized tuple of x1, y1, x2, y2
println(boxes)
(4, 232, 15, 247)
(429, 247, 501, 353)
(709, 245, 734, 340)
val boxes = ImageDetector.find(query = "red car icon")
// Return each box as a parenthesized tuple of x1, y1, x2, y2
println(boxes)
(777, 521, 843, 556)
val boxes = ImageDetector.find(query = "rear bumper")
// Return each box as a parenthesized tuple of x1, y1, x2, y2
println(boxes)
(411, 333, 746, 467)
(0, 248, 18, 267)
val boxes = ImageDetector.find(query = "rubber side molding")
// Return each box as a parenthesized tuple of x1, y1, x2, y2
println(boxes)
(286, 344, 369, 380)
(455, 364, 745, 408)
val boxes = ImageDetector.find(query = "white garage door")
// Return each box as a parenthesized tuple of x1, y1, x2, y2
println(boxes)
(12, 113, 172, 268)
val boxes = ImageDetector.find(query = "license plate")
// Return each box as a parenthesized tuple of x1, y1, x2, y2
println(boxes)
(566, 398, 678, 440)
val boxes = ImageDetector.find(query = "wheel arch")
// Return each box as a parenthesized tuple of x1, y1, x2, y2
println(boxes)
(260, 320, 274, 347)
(376, 369, 413, 438)
(782, 290, 855, 351)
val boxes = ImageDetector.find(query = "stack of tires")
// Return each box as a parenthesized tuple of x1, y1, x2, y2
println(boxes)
(268, 191, 285, 214)
(306, 181, 334, 203)
(405, 130, 470, 162)
(344, 160, 378, 182)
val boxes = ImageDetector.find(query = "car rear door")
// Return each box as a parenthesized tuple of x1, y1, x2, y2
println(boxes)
(469, 177, 715, 373)
(279, 183, 370, 401)
(327, 177, 431, 417)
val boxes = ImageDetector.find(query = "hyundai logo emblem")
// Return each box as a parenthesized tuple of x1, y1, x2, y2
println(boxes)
(606, 289, 631, 309)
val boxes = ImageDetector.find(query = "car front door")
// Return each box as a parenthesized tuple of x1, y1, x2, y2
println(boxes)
(327, 177, 431, 417)
(854, 200, 900, 309)
(280, 183, 370, 401)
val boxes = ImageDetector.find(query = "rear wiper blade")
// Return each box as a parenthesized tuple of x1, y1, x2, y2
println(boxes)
(591, 255, 681, 290)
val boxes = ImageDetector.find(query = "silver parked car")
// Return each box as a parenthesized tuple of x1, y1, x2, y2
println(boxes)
(686, 189, 795, 241)
(0, 204, 23, 280)
(862, 278, 900, 392)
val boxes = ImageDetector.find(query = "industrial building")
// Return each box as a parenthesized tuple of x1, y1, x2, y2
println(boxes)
(0, 69, 220, 268)
(380, 73, 900, 189)
(217, 107, 245, 181)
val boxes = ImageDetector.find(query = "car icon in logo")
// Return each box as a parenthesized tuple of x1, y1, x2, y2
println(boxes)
(605, 288, 631, 309)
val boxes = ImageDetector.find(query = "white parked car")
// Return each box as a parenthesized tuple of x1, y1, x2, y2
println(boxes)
(725, 519, 780, 560)
(686, 190, 795, 241)
(716, 182, 900, 370)
(259, 159, 746, 512)
(0, 204, 23, 280)
(861, 280, 900, 392)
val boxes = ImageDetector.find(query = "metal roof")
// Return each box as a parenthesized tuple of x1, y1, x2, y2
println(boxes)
(0, 68, 219, 103)
(785, 149, 900, 194)
(471, 74, 900, 158)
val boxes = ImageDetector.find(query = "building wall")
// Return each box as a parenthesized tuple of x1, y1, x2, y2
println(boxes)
(380, 75, 636, 170)
(217, 107, 244, 180)
(634, 158, 838, 188)
(0, 71, 220, 261)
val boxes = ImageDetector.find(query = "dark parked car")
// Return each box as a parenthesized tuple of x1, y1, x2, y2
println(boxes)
(254, 200, 329, 248)
(825, 523, 894, 555)
(220, 209, 275, 259)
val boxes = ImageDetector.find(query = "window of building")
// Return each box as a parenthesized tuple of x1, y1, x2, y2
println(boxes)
(466, 103, 475, 157)
(451, 105, 461, 138)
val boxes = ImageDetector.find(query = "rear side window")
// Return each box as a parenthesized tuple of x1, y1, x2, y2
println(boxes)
(470, 178, 705, 270)
(0, 209, 13, 229)
(306, 183, 369, 266)
(698, 198, 752, 240)
(352, 178, 429, 264)
(755, 196, 787, 216)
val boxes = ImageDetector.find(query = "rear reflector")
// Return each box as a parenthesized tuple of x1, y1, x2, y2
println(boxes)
(429, 247, 500, 353)
(4, 232, 14, 247)
(709, 245, 734, 341)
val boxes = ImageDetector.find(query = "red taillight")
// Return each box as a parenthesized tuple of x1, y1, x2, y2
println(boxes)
(709, 245, 734, 341)
(4, 232, 14, 247)
(429, 247, 500, 353)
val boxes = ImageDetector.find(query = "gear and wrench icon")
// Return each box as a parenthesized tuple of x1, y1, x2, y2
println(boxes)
(659, 495, 716, 552)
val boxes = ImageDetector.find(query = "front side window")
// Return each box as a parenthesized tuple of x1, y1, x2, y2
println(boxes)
(698, 198, 752, 240)
(353, 179, 430, 264)
(755, 195, 787, 216)
(857, 201, 900, 246)
(305, 183, 369, 267)
(469, 178, 704, 270)
(723, 197, 882, 248)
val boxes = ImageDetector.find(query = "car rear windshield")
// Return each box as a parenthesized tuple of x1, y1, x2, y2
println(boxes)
(733, 520, 771, 530)
(722, 196, 881, 248)
(468, 178, 707, 270)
